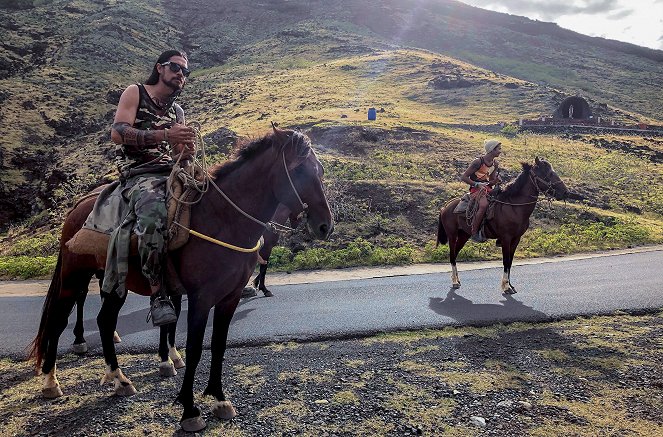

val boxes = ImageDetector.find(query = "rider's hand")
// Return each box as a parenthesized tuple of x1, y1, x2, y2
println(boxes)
(165, 123, 195, 145)
(173, 143, 194, 160)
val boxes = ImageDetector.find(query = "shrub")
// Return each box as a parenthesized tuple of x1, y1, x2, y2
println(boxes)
(0, 256, 56, 279)
(500, 124, 519, 137)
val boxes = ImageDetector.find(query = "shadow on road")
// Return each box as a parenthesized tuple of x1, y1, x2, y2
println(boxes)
(78, 293, 261, 348)
(429, 288, 548, 324)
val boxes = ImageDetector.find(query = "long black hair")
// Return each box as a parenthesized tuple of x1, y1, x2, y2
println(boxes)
(145, 50, 188, 85)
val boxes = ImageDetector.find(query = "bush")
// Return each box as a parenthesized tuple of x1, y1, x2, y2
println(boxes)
(6, 234, 59, 257)
(0, 256, 57, 279)
(500, 124, 519, 137)
(282, 238, 417, 270)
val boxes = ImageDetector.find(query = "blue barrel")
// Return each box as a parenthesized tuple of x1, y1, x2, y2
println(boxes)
(367, 107, 377, 121)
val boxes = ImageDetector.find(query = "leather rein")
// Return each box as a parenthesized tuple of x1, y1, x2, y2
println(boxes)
(175, 132, 310, 252)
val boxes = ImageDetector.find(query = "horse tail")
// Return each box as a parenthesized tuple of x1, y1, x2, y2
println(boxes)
(437, 212, 448, 247)
(27, 249, 63, 370)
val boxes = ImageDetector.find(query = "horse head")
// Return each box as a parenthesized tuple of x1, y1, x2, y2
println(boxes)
(531, 157, 569, 200)
(268, 126, 333, 240)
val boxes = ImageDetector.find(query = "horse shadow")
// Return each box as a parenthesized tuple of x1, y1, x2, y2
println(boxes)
(77, 294, 258, 349)
(429, 288, 549, 325)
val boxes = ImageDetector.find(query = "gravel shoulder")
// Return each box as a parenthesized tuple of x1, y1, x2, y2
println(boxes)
(1, 312, 662, 436)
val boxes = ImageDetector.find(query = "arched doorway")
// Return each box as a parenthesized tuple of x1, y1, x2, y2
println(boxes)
(555, 96, 592, 119)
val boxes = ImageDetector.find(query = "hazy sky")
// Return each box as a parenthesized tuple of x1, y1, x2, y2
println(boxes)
(459, 0, 663, 50)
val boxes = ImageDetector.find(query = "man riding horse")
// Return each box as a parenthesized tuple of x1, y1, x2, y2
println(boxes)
(460, 138, 502, 242)
(100, 49, 196, 325)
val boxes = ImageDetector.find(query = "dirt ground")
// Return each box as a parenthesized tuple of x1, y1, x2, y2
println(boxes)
(1, 311, 662, 436)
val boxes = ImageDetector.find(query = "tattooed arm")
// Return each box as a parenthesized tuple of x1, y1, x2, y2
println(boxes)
(110, 84, 166, 147)
(112, 122, 163, 146)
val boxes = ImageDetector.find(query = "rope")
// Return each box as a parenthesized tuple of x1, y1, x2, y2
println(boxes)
(173, 222, 263, 252)
(168, 125, 305, 251)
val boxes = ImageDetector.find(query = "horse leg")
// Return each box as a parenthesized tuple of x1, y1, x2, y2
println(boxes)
(72, 289, 89, 354)
(256, 262, 273, 297)
(204, 300, 239, 420)
(41, 295, 77, 398)
(450, 231, 470, 289)
(96, 270, 122, 343)
(500, 237, 521, 294)
(158, 295, 184, 376)
(97, 291, 136, 396)
(176, 297, 210, 433)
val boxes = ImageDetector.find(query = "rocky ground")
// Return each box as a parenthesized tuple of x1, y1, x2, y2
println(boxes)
(1, 311, 662, 436)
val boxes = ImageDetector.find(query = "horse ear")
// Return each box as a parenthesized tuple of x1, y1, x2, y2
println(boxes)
(535, 156, 541, 164)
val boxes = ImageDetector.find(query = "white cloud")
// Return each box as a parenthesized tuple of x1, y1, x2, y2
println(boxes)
(459, 0, 663, 50)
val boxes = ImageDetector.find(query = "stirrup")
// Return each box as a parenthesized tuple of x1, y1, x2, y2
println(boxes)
(471, 229, 487, 243)
(147, 295, 177, 326)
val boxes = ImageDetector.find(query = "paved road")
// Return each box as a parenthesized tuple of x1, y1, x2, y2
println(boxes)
(1, 248, 661, 359)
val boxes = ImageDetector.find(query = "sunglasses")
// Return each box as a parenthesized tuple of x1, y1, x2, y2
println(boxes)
(161, 61, 190, 78)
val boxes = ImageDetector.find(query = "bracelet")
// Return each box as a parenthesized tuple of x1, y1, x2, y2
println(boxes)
(163, 128, 169, 144)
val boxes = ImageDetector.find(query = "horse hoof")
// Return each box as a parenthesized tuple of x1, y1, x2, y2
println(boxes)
(503, 287, 517, 295)
(173, 357, 185, 369)
(113, 331, 122, 343)
(72, 342, 88, 354)
(241, 286, 257, 298)
(114, 381, 137, 396)
(263, 290, 274, 297)
(180, 416, 206, 433)
(212, 400, 237, 420)
(42, 386, 63, 399)
(452, 283, 461, 289)
(159, 361, 177, 377)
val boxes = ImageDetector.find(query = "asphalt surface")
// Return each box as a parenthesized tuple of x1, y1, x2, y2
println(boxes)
(0, 247, 661, 359)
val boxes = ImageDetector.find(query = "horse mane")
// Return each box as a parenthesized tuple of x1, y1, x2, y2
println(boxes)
(496, 162, 532, 200)
(209, 130, 311, 180)
(209, 133, 276, 180)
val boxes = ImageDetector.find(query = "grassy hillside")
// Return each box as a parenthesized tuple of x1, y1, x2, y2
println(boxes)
(1, 0, 662, 277)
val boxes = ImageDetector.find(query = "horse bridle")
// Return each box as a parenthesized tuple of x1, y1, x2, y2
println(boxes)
(529, 168, 564, 199)
(207, 132, 310, 235)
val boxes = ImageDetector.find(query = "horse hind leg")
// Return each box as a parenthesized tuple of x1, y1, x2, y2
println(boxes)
(41, 295, 78, 397)
(500, 238, 519, 294)
(256, 263, 273, 297)
(72, 290, 89, 354)
(97, 291, 136, 396)
(450, 232, 470, 289)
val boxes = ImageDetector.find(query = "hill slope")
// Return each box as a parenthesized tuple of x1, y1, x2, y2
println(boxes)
(1, 0, 662, 269)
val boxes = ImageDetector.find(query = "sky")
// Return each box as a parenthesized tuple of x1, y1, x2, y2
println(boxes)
(459, 0, 663, 50)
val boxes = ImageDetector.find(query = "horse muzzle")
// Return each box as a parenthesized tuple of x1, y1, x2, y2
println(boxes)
(307, 219, 334, 240)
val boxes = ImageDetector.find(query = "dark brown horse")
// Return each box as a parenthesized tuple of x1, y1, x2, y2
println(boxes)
(437, 157, 569, 294)
(250, 203, 300, 297)
(30, 127, 333, 432)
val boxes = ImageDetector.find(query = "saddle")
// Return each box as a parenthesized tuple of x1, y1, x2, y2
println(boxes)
(452, 192, 496, 224)
(65, 165, 204, 258)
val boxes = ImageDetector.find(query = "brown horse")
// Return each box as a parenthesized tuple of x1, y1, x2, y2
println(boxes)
(250, 203, 300, 297)
(30, 127, 333, 432)
(437, 157, 569, 294)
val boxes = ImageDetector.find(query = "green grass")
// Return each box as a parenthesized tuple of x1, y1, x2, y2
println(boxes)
(0, 255, 57, 279)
